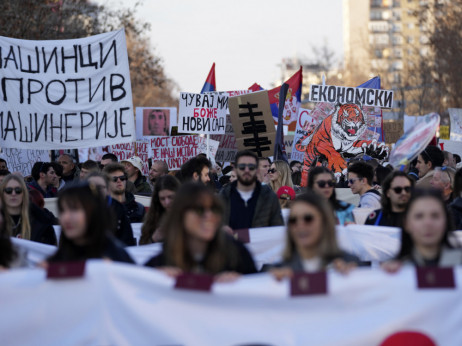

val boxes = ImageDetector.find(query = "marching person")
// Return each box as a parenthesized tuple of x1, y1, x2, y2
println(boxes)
(415, 145, 444, 188)
(347, 162, 381, 209)
(57, 154, 80, 185)
(121, 156, 152, 195)
(28, 162, 58, 198)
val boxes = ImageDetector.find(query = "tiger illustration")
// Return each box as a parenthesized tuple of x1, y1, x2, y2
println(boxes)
(295, 103, 388, 185)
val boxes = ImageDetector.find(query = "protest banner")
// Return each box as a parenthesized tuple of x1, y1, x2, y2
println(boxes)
(135, 107, 177, 139)
(197, 136, 219, 161)
(309, 84, 394, 108)
(0, 148, 49, 176)
(77, 146, 106, 163)
(150, 135, 199, 170)
(110, 142, 135, 161)
(0, 29, 135, 150)
(290, 108, 317, 163)
(110, 141, 149, 175)
(178, 92, 228, 134)
(211, 114, 237, 162)
(228, 91, 276, 157)
(449, 108, 462, 141)
(383, 120, 404, 144)
(1, 260, 461, 345)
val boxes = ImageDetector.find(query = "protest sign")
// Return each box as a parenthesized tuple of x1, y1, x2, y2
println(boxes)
(228, 91, 276, 157)
(135, 107, 177, 139)
(439, 125, 449, 140)
(449, 108, 462, 141)
(178, 92, 228, 134)
(291, 108, 317, 163)
(197, 136, 219, 161)
(309, 84, 394, 108)
(78, 146, 106, 163)
(0, 148, 49, 176)
(383, 120, 404, 144)
(110, 141, 149, 175)
(150, 135, 199, 170)
(211, 114, 237, 162)
(110, 142, 135, 162)
(0, 29, 135, 150)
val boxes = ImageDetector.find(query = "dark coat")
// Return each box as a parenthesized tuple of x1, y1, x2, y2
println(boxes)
(133, 175, 152, 195)
(108, 197, 136, 246)
(30, 202, 58, 246)
(450, 197, 462, 230)
(145, 234, 257, 275)
(123, 192, 145, 223)
(220, 181, 284, 229)
(365, 209, 405, 228)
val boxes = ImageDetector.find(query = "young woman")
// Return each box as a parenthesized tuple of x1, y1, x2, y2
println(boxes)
(384, 189, 462, 270)
(268, 160, 294, 208)
(140, 175, 181, 245)
(1, 174, 56, 245)
(48, 183, 133, 263)
(0, 204, 26, 269)
(145, 183, 257, 276)
(307, 167, 355, 225)
(265, 190, 358, 277)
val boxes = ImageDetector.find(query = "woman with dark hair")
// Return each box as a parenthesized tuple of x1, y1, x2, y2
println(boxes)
(449, 168, 462, 229)
(140, 175, 181, 245)
(307, 166, 355, 225)
(48, 183, 133, 263)
(265, 190, 358, 276)
(0, 204, 26, 269)
(384, 189, 462, 271)
(1, 174, 56, 245)
(145, 183, 257, 276)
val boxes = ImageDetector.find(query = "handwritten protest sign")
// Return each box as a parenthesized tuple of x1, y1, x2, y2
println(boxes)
(110, 141, 149, 175)
(211, 114, 237, 162)
(150, 135, 199, 170)
(0, 148, 49, 176)
(178, 92, 227, 134)
(309, 85, 394, 108)
(228, 91, 276, 158)
(197, 136, 219, 161)
(383, 120, 404, 144)
(291, 108, 317, 162)
(0, 29, 134, 149)
(135, 107, 177, 139)
(449, 108, 462, 141)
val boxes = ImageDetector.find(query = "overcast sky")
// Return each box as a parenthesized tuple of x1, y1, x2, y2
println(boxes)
(97, 0, 343, 92)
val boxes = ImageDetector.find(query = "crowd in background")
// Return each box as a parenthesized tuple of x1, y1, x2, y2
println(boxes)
(1, 144, 462, 281)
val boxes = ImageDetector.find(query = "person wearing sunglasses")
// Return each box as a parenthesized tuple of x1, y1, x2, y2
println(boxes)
(1, 174, 57, 245)
(430, 166, 455, 204)
(145, 183, 257, 277)
(268, 160, 294, 208)
(103, 163, 145, 224)
(264, 190, 358, 275)
(220, 150, 283, 230)
(365, 171, 414, 228)
(382, 189, 462, 272)
(347, 162, 382, 210)
(415, 145, 444, 188)
(307, 167, 355, 225)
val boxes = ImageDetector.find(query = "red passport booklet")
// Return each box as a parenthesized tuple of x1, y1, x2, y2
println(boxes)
(416, 267, 455, 289)
(174, 273, 214, 292)
(232, 228, 250, 244)
(290, 272, 328, 297)
(47, 261, 86, 279)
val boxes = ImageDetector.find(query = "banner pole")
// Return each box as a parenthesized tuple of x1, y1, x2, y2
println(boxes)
(206, 134, 210, 160)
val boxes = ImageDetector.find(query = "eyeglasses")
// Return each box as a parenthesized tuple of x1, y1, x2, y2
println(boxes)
(237, 163, 257, 171)
(189, 205, 221, 216)
(288, 213, 315, 225)
(391, 186, 411, 194)
(4, 187, 23, 195)
(111, 175, 127, 182)
(268, 168, 277, 174)
(347, 178, 361, 185)
(316, 179, 335, 188)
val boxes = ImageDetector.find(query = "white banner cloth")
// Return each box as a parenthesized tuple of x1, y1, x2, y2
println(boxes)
(0, 261, 461, 345)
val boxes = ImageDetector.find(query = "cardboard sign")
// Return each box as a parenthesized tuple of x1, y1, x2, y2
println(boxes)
(416, 267, 455, 289)
(178, 92, 228, 134)
(135, 107, 177, 139)
(290, 272, 328, 297)
(383, 120, 404, 144)
(228, 91, 276, 158)
(309, 85, 394, 108)
(0, 148, 49, 176)
(174, 273, 214, 292)
(0, 29, 135, 149)
(211, 114, 238, 162)
(449, 108, 462, 141)
(47, 261, 86, 279)
(150, 135, 199, 170)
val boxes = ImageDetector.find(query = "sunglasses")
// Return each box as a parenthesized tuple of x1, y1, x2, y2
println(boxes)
(316, 179, 335, 188)
(4, 187, 23, 195)
(190, 205, 221, 216)
(268, 168, 277, 174)
(111, 175, 127, 182)
(391, 186, 411, 194)
(237, 163, 257, 171)
(288, 213, 315, 225)
(347, 178, 362, 185)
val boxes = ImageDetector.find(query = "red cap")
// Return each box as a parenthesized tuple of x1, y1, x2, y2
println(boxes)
(277, 186, 296, 200)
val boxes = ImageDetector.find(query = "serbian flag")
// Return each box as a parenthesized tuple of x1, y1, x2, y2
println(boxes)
(200, 63, 216, 93)
(359, 76, 384, 142)
(268, 66, 302, 131)
(248, 83, 264, 92)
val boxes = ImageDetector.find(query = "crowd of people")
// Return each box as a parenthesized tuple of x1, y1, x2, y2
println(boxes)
(1, 145, 462, 282)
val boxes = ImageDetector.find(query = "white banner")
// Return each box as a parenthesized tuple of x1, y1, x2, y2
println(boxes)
(449, 108, 462, 141)
(178, 92, 227, 134)
(150, 135, 199, 170)
(0, 29, 135, 149)
(1, 261, 461, 345)
(0, 148, 49, 176)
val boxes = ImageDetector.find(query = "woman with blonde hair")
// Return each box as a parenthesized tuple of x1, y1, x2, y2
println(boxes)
(1, 174, 56, 245)
(268, 160, 294, 207)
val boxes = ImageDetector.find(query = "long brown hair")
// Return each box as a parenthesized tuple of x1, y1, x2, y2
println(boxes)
(269, 160, 294, 192)
(160, 183, 238, 274)
(1, 175, 31, 240)
(283, 190, 340, 266)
